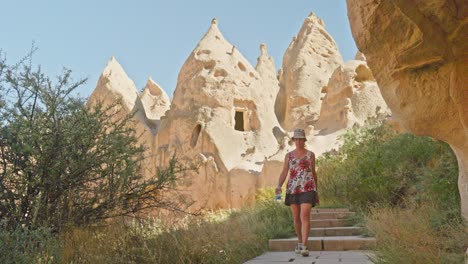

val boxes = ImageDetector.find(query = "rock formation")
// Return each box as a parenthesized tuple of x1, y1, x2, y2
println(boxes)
(87, 57, 168, 179)
(347, 0, 468, 220)
(86, 13, 393, 212)
(140, 77, 170, 121)
(275, 12, 343, 131)
(140, 77, 171, 134)
(315, 58, 390, 132)
(87, 57, 148, 131)
(155, 18, 284, 210)
(88, 57, 170, 133)
(88, 57, 141, 113)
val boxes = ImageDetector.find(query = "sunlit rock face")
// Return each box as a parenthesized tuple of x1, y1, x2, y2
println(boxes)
(86, 11, 400, 213)
(275, 12, 343, 131)
(88, 57, 169, 133)
(155, 18, 284, 210)
(315, 58, 390, 133)
(140, 77, 170, 121)
(87, 57, 169, 180)
(347, 0, 468, 220)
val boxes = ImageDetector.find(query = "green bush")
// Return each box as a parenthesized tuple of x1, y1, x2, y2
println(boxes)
(0, 227, 62, 264)
(0, 50, 193, 231)
(317, 119, 466, 263)
(317, 120, 459, 212)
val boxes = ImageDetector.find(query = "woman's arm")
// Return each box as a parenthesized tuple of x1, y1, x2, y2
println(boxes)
(311, 152, 318, 189)
(276, 154, 289, 194)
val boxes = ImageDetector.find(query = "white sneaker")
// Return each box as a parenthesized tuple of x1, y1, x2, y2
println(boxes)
(300, 245, 309, 257)
(294, 243, 302, 254)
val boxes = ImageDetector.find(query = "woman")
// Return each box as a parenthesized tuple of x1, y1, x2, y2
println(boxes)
(276, 128, 318, 257)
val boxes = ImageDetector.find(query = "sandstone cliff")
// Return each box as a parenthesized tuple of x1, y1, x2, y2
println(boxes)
(87, 57, 167, 180)
(140, 77, 170, 121)
(155, 19, 284, 209)
(315, 58, 390, 132)
(347, 0, 468, 220)
(275, 12, 343, 131)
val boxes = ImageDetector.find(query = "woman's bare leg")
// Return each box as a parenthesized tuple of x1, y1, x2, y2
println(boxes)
(290, 204, 302, 243)
(300, 203, 312, 245)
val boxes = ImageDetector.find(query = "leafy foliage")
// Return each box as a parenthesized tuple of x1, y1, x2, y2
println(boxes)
(0, 50, 192, 232)
(317, 118, 466, 263)
(317, 118, 459, 211)
(0, 226, 62, 264)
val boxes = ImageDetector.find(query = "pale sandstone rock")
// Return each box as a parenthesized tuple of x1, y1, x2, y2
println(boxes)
(87, 57, 160, 178)
(347, 0, 468, 220)
(155, 18, 284, 210)
(256, 43, 280, 102)
(88, 58, 169, 135)
(88, 56, 140, 112)
(275, 12, 343, 131)
(354, 51, 366, 61)
(87, 56, 148, 129)
(87, 13, 398, 213)
(315, 60, 390, 132)
(140, 77, 170, 120)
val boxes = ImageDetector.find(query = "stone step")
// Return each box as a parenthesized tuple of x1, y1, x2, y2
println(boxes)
(310, 226, 363, 236)
(244, 251, 375, 264)
(311, 208, 349, 213)
(310, 219, 353, 228)
(269, 236, 376, 251)
(311, 211, 355, 220)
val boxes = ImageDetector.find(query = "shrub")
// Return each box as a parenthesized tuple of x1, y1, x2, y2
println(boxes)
(0, 226, 62, 264)
(317, 119, 459, 211)
(317, 118, 465, 263)
(0, 50, 194, 231)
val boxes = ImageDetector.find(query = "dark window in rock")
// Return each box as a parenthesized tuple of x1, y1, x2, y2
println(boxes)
(235, 111, 244, 131)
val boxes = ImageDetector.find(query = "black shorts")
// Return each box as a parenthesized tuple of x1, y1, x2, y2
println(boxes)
(284, 191, 317, 207)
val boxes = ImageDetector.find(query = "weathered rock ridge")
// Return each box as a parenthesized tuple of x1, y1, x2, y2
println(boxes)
(347, 0, 468, 220)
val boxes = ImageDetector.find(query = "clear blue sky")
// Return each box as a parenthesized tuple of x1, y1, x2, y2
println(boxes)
(1, 0, 357, 99)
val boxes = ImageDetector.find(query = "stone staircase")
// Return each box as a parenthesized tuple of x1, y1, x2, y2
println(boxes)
(269, 208, 376, 251)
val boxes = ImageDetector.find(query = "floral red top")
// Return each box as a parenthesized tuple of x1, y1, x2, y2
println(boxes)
(286, 150, 316, 195)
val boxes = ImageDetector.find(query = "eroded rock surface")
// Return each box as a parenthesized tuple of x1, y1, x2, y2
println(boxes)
(155, 18, 283, 209)
(347, 0, 468, 219)
(276, 12, 343, 131)
(315, 59, 390, 132)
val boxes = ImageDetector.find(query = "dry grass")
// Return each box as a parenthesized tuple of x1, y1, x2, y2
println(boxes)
(366, 204, 467, 264)
(60, 201, 293, 264)
(0, 190, 294, 264)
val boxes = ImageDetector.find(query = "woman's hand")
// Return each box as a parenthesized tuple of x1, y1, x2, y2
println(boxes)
(275, 186, 282, 195)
